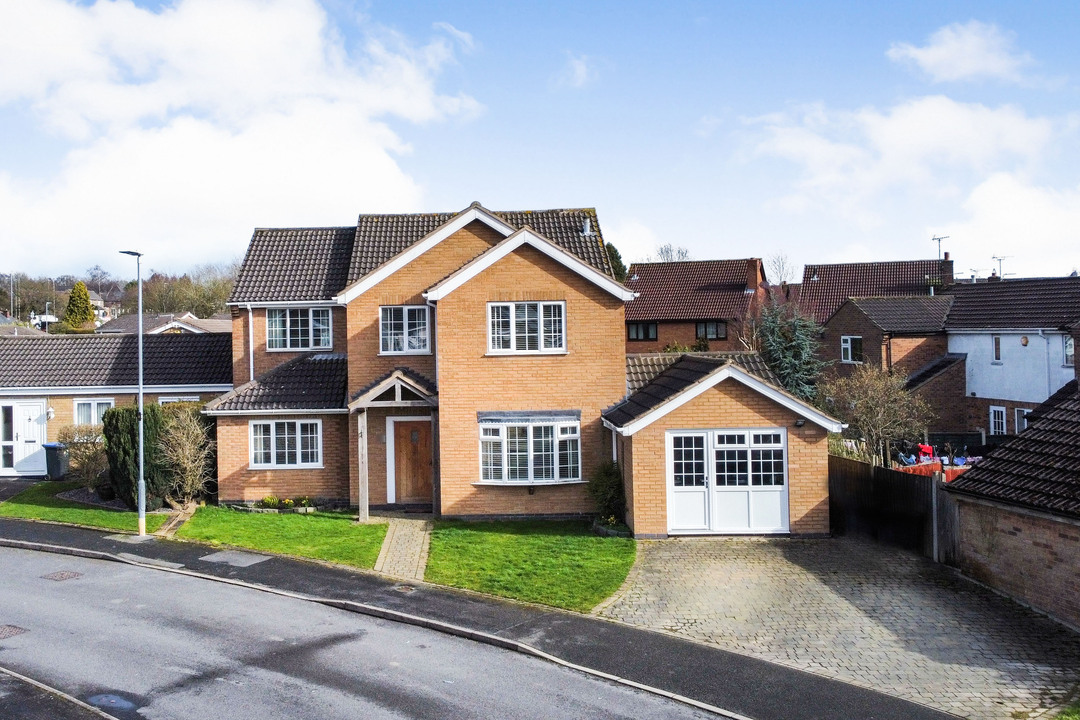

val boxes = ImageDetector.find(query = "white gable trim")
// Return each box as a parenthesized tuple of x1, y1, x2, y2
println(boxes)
(423, 227, 636, 302)
(606, 365, 844, 436)
(348, 371, 438, 410)
(334, 205, 516, 305)
(147, 320, 205, 334)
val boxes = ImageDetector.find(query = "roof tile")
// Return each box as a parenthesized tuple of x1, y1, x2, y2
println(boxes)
(206, 354, 348, 412)
(625, 260, 759, 322)
(799, 259, 953, 323)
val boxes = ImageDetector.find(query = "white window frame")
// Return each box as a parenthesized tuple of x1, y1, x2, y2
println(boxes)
(991, 335, 1002, 363)
(989, 406, 1006, 436)
(487, 301, 566, 354)
(477, 420, 581, 484)
(249, 419, 323, 469)
(158, 396, 200, 405)
(1065, 335, 1075, 367)
(840, 336, 863, 364)
(1015, 408, 1031, 433)
(74, 398, 114, 426)
(379, 305, 431, 355)
(266, 308, 333, 352)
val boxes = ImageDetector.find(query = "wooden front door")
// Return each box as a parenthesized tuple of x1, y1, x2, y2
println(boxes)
(394, 420, 432, 503)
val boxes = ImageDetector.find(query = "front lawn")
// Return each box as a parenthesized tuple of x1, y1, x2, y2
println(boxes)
(1057, 701, 1080, 719)
(425, 520, 636, 612)
(176, 505, 388, 570)
(0, 480, 169, 533)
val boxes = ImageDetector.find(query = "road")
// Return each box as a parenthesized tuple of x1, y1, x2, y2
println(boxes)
(0, 547, 713, 719)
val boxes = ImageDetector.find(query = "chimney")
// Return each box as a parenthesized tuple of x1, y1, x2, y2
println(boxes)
(747, 258, 763, 290)
(988, 271, 1001, 283)
(941, 252, 954, 285)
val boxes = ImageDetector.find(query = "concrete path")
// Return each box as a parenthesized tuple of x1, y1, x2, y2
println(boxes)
(372, 515, 432, 582)
(596, 536, 1080, 720)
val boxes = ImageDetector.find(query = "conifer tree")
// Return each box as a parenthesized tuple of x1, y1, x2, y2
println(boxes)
(64, 281, 95, 327)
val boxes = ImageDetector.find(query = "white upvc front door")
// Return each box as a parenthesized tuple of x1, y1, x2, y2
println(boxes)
(1, 400, 47, 476)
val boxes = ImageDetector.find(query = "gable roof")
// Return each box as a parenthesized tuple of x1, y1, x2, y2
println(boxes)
(0, 324, 46, 337)
(942, 276, 1080, 330)
(96, 312, 204, 334)
(204, 353, 348, 414)
(230, 205, 613, 304)
(626, 351, 778, 392)
(349, 367, 438, 409)
(624, 260, 761, 322)
(799, 259, 953, 323)
(844, 296, 954, 334)
(905, 353, 966, 391)
(947, 380, 1080, 520)
(603, 353, 843, 435)
(0, 334, 232, 389)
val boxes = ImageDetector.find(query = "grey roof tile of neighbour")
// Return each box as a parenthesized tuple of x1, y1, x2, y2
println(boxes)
(799, 259, 954, 323)
(625, 351, 778, 393)
(624, 260, 760, 322)
(942, 276, 1080, 330)
(230, 207, 612, 304)
(205, 354, 348, 412)
(0, 334, 232, 388)
(0, 325, 46, 336)
(846, 296, 954, 334)
(948, 379, 1080, 519)
(96, 312, 200, 334)
(905, 353, 967, 391)
(351, 366, 437, 402)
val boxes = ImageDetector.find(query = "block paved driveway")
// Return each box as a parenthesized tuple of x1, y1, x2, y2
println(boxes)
(595, 536, 1080, 720)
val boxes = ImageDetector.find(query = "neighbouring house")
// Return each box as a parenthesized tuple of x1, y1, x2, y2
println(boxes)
(0, 324, 46, 337)
(207, 203, 839, 537)
(96, 312, 232, 335)
(87, 290, 111, 322)
(798, 255, 955, 324)
(946, 322, 1080, 629)
(623, 259, 767, 352)
(0, 334, 232, 476)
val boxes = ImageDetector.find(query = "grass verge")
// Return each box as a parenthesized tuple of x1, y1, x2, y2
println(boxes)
(0, 480, 169, 533)
(176, 505, 388, 570)
(1056, 701, 1080, 719)
(425, 520, 636, 612)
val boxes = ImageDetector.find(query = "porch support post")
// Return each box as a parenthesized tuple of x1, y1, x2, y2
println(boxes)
(357, 410, 369, 522)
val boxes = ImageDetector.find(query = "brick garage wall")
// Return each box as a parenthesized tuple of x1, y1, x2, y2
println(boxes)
(957, 498, 1080, 630)
(819, 303, 883, 379)
(624, 380, 829, 538)
(888, 335, 948, 375)
(35, 392, 223, 443)
(912, 359, 969, 433)
(216, 414, 350, 503)
(435, 243, 627, 517)
(624, 320, 745, 353)
(232, 306, 348, 385)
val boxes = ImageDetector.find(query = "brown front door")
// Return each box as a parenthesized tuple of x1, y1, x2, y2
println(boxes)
(394, 420, 433, 503)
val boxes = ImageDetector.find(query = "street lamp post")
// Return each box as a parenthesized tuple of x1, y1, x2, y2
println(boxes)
(120, 250, 145, 536)
(44, 302, 51, 333)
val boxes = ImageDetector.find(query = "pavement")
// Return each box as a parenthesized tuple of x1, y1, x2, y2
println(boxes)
(597, 536, 1080, 720)
(372, 513, 433, 581)
(0, 516, 957, 720)
(0, 669, 109, 720)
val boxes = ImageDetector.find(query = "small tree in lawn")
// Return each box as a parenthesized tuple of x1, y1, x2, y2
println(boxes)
(819, 364, 933, 466)
(63, 281, 95, 328)
(757, 302, 827, 402)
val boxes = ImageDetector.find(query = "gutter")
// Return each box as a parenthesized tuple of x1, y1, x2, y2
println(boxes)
(246, 304, 255, 384)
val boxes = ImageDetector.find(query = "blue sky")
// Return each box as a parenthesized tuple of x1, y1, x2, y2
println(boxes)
(2, 0, 1078, 280)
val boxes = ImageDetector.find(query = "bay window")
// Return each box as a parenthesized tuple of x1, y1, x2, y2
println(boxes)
(479, 419, 580, 483)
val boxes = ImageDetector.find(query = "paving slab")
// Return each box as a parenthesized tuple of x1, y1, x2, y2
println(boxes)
(198, 550, 271, 567)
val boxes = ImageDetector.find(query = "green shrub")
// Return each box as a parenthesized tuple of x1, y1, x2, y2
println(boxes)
(258, 495, 280, 508)
(102, 404, 167, 511)
(56, 424, 108, 489)
(587, 461, 626, 523)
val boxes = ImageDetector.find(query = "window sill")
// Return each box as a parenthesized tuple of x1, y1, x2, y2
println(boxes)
(249, 464, 325, 471)
(472, 479, 587, 487)
(485, 350, 569, 357)
(840, 360, 863, 365)
(378, 350, 431, 357)
(267, 347, 334, 353)
(990, 361, 1003, 366)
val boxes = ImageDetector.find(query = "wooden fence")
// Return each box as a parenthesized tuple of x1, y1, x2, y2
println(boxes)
(828, 455, 959, 566)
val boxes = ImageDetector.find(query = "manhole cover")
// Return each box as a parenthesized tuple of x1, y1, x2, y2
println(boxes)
(87, 694, 137, 711)
(392, 584, 416, 594)
(42, 570, 82, 582)
(0, 625, 28, 640)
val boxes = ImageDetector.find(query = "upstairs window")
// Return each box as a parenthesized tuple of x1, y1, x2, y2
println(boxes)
(267, 308, 331, 351)
(380, 306, 430, 354)
(695, 321, 727, 341)
(488, 302, 565, 354)
(991, 335, 1002, 363)
(840, 336, 863, 364)
(627, 323, 657, 341)
(1066, 335, 1075, 367)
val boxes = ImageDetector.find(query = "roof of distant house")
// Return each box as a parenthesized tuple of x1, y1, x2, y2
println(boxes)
(204, 354, 348, 413)
(95, 312, 228, 334)
(799, 259, 954, 323)
(942, 276, 1080, 330)
(844, 296, 954, 334)
(624, 259, 763, 322)
(0, 334, 232, 388)
(947, 379, 1080, 519)
(904, 353, 966, 391)
(0, 324, 47, 337)
(230, 205, 613, 304)
(625, 351, 778, 393)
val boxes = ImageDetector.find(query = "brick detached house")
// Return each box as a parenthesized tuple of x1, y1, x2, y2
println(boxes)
(946, 322, 1080, 629)
(623, 259, 767, 352)
(0, 334, 232, 476)
(206, 203, 839, 537)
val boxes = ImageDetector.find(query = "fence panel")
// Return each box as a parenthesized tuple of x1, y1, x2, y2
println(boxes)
(934, 481, 960, 567)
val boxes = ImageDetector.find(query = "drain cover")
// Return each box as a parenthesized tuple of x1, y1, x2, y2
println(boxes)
(87, 694, 137, 711)
(392, 584, 416, 594)
(0, 625, 28, 640)
(42, 570, 82, 582)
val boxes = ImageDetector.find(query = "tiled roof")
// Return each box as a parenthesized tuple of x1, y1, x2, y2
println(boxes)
(95, 312, 209, 334)
(846, 296, 954, 334)
(942, 277, 1080, 330)
(947, 380, 1080, 519)
(0, 325, 46, 336)
(187, 315, 233, 333)
(351, 366, 437, 402)
(230, 207, 612, 304)
(905, 353, 966, 391)
(0, 334, 232, 388)
(625, 352, 778, 393)
(624, 260, 758, 322)
(205, 354, 348, 412)
(799, 259, 953, 323)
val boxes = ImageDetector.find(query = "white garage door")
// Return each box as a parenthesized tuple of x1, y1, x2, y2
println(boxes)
(667, 429, 789, 534)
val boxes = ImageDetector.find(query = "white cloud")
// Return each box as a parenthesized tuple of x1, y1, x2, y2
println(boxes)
(556, 52, 596, 89)
(887, 20, 1034, 84)
(433, 21, 475, 53)
(0, 0, 479, 275)
(604, 218, 659, 264)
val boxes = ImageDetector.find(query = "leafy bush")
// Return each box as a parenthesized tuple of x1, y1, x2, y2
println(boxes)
(159, 403, 214, 504)
(258, 495, 280, 508)
(102, 404, 167, 511)
(587, 461, 626, 523)
(56, 424, 108, 489)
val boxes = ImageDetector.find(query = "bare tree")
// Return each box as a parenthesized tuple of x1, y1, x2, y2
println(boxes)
(159, 404, 215, 505)
(86, 265, 111, 295)
(766, 252, 795, 284)
(649, 243, 691, 262)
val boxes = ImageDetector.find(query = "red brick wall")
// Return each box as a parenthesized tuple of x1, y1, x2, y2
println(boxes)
(622, 380, 829, 537)
(216, 414, 350, 502)
(963, 395, 1037, 437)
(913, 359, 969, 433)
(232, 307, 348, 385)
(820, 303, 883, 378)
(957, 498, 1080, 630)
(624, 320, 747, 353)
(889, 335, 948, 375)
